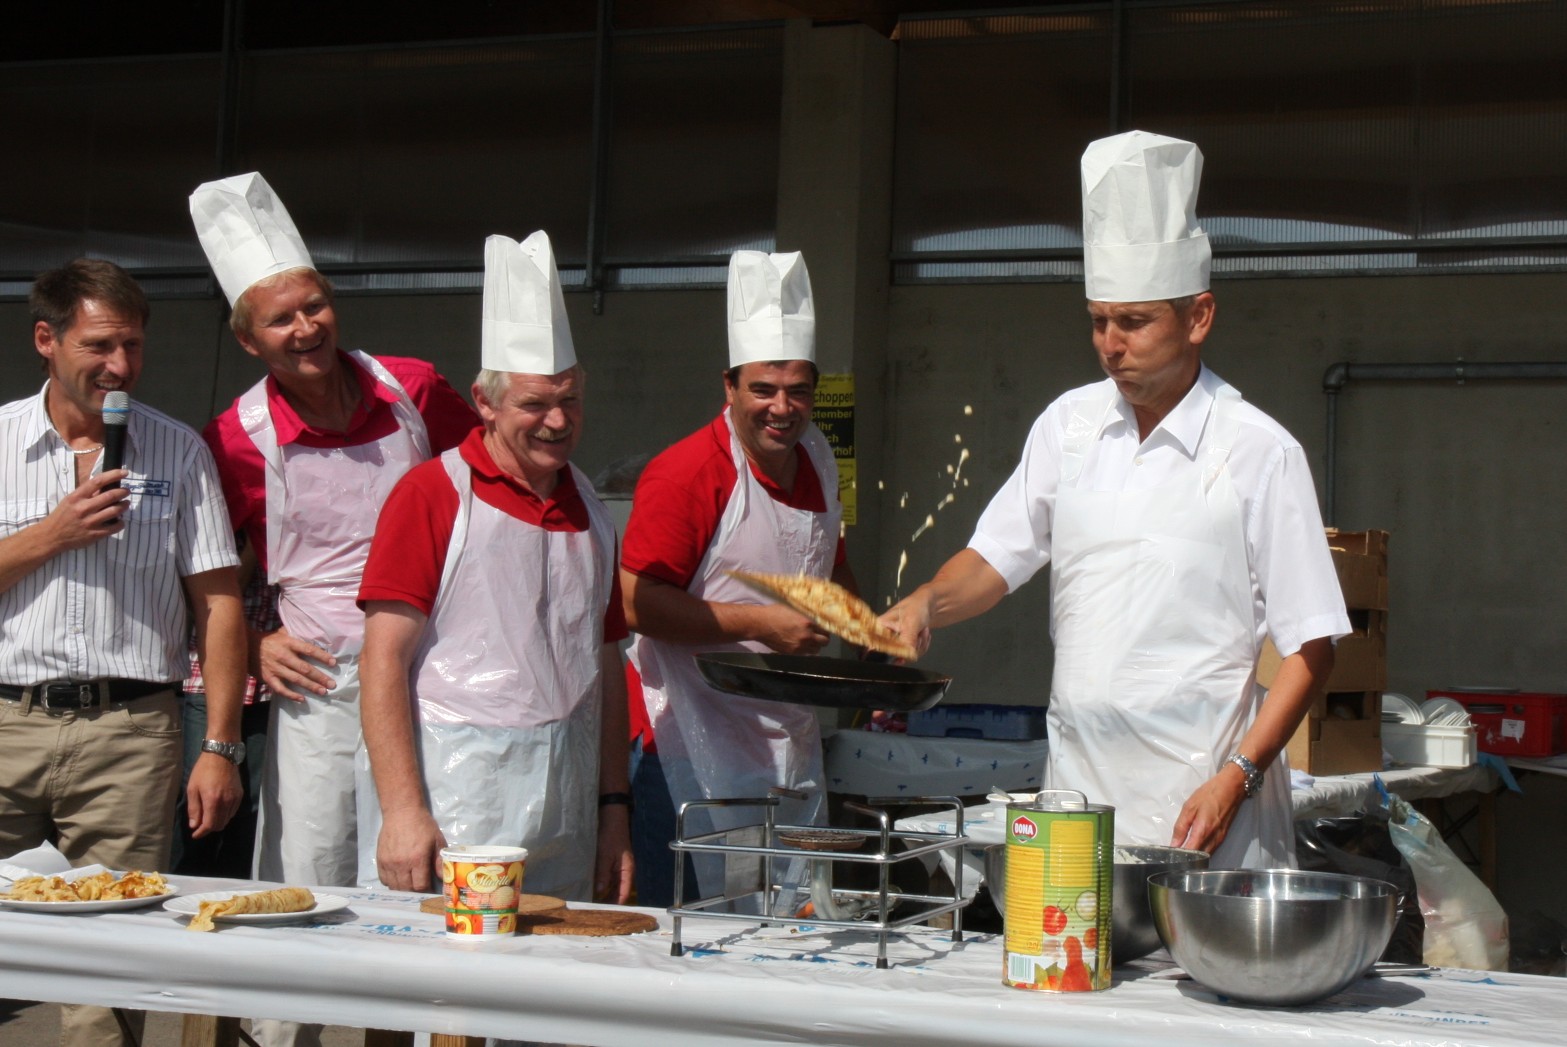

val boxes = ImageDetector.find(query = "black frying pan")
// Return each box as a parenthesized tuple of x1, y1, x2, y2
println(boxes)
(695, 652, 952, 712)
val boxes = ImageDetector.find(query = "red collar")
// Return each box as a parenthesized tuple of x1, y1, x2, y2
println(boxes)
(265, 351, 400, 444)
(458, 427, 580, 508)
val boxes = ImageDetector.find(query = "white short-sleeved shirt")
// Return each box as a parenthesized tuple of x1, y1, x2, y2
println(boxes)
(969, 366, 1350, 657)
(0, 384, 240, 685)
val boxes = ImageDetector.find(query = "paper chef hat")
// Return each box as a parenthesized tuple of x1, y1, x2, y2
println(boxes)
(726, 251, 815, 368)
(481, 231, 577, 375)
(189, 172, 315, 307)
(1081, 130, 1211, 302)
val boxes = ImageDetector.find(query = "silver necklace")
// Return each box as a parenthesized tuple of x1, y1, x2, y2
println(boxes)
(67, 444, 103, 456)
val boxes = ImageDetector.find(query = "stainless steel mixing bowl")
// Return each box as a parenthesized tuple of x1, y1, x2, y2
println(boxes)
(984, 843, 1209, 963)
(1148, 868, 1398, 1005)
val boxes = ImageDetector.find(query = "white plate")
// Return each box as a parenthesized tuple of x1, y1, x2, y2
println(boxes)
(0, 890, 176, 914)
(1421, 697, 1472, 726)
(1381, 693, 1424, 725)
(163, 890, 351, 925)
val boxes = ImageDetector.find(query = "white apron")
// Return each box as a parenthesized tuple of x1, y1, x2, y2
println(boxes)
(238, 350, 431, 655)
(357, 449, 617, 901)
(243, 351, 432, 886)
(629, 408, 841, 900)
(1046, 381, 1294, 870)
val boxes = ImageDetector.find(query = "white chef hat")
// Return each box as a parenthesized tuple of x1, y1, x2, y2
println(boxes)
(189, 172, 315, 307)
(1081, 130, 1211, 302)
(481, 231, 577, 375)
(726, 250, 815, 368)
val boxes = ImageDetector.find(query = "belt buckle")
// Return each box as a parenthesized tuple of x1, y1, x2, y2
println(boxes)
(40, 682, 96, 712)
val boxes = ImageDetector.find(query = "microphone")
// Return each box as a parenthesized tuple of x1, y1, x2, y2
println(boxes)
(101, 391, 131, 489)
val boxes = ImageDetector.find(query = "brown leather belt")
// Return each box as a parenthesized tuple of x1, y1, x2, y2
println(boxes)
(0, 679, 175, 712)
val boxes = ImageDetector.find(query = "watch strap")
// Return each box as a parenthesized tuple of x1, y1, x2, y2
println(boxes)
(200, 738, 245, 765)
(1227, 753, 1263, 798)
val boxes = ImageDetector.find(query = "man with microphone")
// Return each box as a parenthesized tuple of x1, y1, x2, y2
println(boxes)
(0, 258, 246, 1047)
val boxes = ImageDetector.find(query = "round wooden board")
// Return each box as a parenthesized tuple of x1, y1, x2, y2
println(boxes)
(523, 907, 659, 937)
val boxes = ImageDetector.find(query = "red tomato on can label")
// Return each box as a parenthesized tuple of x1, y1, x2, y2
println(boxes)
(1084, 926, 1098, 950)
(1042, 905, 1067, 936)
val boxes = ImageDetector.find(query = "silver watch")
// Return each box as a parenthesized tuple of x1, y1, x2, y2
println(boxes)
(200, 738, 246, 766)
(1227, 753, 1263, 798)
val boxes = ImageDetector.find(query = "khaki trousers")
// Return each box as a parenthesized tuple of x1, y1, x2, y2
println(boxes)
(0, 687, 181, 1047)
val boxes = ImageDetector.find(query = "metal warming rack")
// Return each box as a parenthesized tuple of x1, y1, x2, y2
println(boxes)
(668, 790, 972, 969)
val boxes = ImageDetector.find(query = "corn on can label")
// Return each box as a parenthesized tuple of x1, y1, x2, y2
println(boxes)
(1002, 802, 1113, 992)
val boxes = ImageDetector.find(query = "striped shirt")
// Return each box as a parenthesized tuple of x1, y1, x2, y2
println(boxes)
(0, 383, 240, 686)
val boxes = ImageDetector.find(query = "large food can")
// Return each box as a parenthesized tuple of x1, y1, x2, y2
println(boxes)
(1001, 791, 1114, 992)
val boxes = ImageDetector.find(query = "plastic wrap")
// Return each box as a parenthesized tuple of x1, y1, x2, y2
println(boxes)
(1379, 780, 1510, 971)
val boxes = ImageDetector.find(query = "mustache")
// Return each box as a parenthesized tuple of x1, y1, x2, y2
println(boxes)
(530, 424, 574, 443)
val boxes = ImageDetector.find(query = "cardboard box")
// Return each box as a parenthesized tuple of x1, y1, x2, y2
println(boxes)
(1256, 611, 1386, 693)
(1286, 711, 1382, 776)
(1326, 528, 1389, 611)
(1267, 528, 1390, 777)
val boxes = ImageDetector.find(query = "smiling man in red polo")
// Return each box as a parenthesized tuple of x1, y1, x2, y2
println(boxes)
(357, 231, 632, 905)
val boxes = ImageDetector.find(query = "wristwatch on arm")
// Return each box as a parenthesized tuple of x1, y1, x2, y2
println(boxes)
(200, 738, 246, 766)
(1227, 752, 1263, 798)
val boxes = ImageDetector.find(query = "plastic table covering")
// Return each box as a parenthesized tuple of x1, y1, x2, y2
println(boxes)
(1, 875, 1562, 1047)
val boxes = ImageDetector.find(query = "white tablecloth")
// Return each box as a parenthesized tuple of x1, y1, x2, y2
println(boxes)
(823, 729, 1046, 797)
(0, 876, 1561, 1046)
(1507, 753, 1567, 778)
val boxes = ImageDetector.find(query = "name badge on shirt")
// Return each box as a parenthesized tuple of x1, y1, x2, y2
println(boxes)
(123, 478, 171, 497)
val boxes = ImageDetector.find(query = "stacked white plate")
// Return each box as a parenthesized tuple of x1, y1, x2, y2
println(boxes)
(1381, 693, 1476, 768)
(1420, 697, 1473, 727)
(1381, 693, 1424, 725)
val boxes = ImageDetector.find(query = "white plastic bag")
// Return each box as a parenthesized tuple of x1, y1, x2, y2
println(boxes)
(1381, 782, 1509, 970)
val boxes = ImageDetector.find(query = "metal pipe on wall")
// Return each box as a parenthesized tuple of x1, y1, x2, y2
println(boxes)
(1321, 361, 1567, 524)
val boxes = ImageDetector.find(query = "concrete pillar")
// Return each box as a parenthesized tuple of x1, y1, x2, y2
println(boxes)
(775, 18, 897, 598)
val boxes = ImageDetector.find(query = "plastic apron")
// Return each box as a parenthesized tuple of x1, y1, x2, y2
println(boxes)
(242, 351, 432, 886)
(629, 408, 841, 900)
(357, 449, 616, 901)
(1045, 381, 1294, 870)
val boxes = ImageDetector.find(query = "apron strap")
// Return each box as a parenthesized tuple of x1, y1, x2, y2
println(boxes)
(1059, 383, 1118, 487)
(349, 350, 432, 461)
(432, 448, 471, 617)
(236, 378, 286, 584)
(1200, 383, 1244, 492)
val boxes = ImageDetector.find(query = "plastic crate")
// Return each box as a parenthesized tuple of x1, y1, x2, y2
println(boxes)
(1429, 689, 1567, 757)
(1382, 723, 1477, 769)
(906, 703, 1046, 741)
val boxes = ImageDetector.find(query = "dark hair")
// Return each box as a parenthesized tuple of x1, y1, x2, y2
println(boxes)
(30, 258, 150, 335)
(724, 360, 821, 388)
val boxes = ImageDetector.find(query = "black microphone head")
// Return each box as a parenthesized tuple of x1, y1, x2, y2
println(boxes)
(102, 390, 131, 424)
